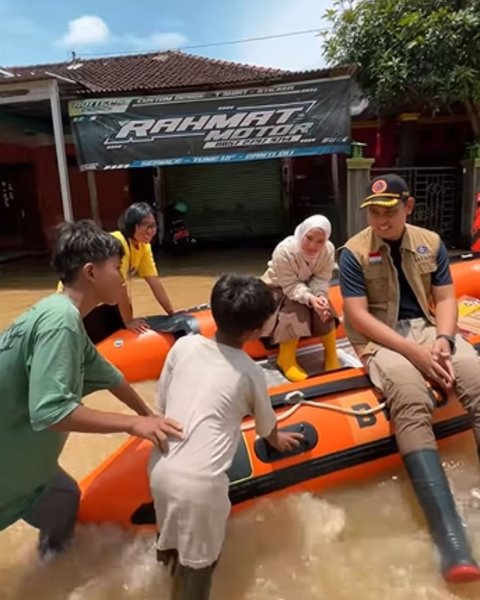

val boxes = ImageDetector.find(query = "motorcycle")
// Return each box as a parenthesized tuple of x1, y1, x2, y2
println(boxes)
(163, 201, 196, 254)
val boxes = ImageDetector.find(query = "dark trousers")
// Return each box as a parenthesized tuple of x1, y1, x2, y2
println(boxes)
(22, 468, 80, 559)
(83, 304, 125, 344)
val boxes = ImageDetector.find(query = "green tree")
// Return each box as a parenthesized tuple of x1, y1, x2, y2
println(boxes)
(323, 0, 480, 142)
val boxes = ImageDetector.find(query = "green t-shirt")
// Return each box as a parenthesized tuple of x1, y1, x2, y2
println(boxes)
(0, 293, 123, 530)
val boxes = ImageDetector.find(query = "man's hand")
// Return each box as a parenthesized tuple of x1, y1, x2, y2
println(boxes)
(128, 415, 183, 452)
(406, 344, 454, 389)
(310, 296, 332, 322)
(126, 318, 150, 334)
(431, 337, 456, 383)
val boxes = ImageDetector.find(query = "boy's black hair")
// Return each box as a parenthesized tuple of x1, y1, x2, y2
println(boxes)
(211, 274, 276, 338)
(118, 202, 156, 240)
(52, 220, 124, 285)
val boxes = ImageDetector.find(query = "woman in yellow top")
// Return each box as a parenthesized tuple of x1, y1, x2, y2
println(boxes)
(80, 203, 174, 343)
(113, 202, 174, 331)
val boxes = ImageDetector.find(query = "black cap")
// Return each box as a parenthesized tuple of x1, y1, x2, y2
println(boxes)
(360, 174, 411, 209)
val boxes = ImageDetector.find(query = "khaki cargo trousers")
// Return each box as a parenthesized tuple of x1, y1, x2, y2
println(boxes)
(366, 318, 480, 455)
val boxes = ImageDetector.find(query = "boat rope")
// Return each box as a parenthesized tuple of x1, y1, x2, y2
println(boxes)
(241, 390, 387, 432)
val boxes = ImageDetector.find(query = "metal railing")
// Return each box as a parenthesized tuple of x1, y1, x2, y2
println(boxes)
(371, 167, 462, 247)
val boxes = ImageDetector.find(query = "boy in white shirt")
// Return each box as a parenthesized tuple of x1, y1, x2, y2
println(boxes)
(149, 274, 303, 600)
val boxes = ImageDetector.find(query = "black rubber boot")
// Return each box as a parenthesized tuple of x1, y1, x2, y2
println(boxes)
(403, 449, 480, 583)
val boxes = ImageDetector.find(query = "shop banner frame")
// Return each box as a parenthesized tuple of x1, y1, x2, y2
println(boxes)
(69, 77, 352, 170)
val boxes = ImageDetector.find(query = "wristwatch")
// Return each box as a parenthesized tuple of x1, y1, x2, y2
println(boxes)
(436, 334, 456, 355)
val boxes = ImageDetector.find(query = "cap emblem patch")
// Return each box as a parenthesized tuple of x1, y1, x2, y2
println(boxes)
(372, 179, 388, 194)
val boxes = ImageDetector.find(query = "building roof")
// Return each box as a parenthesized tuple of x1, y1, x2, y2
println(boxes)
(0, 50, 354, 96)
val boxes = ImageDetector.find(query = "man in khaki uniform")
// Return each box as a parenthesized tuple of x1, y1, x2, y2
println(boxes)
(339, 173, 480, 584)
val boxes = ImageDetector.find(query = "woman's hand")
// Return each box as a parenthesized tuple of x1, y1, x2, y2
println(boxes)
(126, 318, 151, 334)
(145, 277, 175, 318)
(310, 295, 332, 322)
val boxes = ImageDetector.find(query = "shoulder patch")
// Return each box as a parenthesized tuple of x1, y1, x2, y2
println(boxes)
(416, 245, 431, 256)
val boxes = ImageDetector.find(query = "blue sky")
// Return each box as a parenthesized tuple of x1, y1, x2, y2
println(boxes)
(0, 0, 333, 71)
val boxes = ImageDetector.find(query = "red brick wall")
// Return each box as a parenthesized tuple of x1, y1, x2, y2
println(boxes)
(69, 166, 91, 220)
(66, 142, 131, 229)
(0, 143, 32, 164)
(0, 142, 133, 248)
(33, 145, 64, 246)
(95, 171, 131, 231)
(414, 121, 472, 166)
(352, 118, 472, 167)
(352, 121, 397, 167)
(66, 144, 131, 228)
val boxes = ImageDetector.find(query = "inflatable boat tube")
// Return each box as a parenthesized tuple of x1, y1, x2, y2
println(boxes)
(97, 254, 480, 383)
(78, 254, 480, 530)
(79, 346, 479, 532)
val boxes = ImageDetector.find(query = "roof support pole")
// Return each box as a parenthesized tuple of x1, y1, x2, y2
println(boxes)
(49, 79, 73, 221)
(87, 171, 100, 224)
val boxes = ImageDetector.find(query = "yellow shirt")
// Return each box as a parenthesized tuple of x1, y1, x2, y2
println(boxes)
(57, 230, 158, 293)
(111, 231, 158, 282)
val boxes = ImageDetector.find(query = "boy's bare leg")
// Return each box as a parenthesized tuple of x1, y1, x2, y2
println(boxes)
(157, 530, 219, 600)
(157, 547, 179, 576)
(171, 563, 215, 600)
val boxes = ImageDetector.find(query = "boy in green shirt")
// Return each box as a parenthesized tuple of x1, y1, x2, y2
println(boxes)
(0, 220, 182, 559)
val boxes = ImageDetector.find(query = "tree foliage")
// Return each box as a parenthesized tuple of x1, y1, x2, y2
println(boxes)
(323, 0, 480, 139)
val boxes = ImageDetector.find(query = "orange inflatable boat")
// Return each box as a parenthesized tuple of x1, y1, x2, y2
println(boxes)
(97, 253, 480, 384)
(78, 357, 478, 532)
(78, 254, 480, 532)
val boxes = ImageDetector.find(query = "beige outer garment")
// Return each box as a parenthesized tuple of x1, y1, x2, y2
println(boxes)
(262, 236, 336, 306)
(261, 236, 336, 342)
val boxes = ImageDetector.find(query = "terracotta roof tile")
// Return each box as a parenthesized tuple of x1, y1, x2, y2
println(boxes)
(2, 51, 286, 93)
(1, 50, 352, 95)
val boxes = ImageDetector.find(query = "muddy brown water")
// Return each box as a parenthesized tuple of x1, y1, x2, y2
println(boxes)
(1, 251, 480, 600)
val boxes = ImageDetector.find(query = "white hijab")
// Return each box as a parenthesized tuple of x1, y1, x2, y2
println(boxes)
(293, 215, 332, 260)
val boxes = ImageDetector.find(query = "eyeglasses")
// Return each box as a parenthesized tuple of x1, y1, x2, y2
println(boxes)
(139, 221, 157, 231)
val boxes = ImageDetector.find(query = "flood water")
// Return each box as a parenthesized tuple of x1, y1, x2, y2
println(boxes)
(2, 250, 480, 600)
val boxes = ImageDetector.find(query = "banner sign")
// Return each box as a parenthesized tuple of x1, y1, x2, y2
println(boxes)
(68, 78, 351, 170)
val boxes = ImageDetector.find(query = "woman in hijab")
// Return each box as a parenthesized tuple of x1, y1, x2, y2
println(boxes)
(262, 215, 340, 382)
